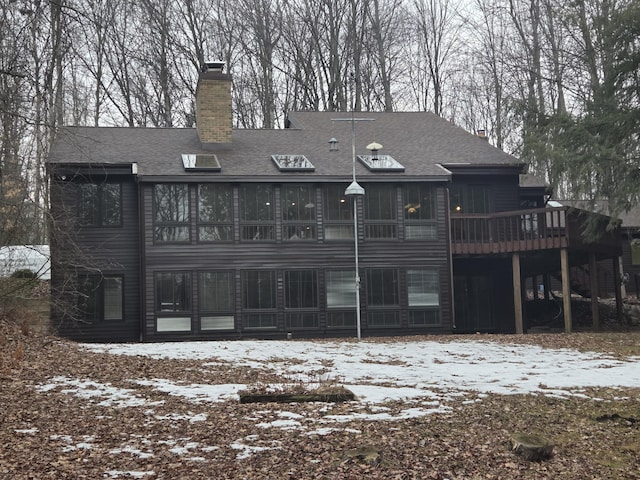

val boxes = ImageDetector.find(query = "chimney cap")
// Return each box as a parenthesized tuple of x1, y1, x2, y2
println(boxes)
(203, 61, 225, 73)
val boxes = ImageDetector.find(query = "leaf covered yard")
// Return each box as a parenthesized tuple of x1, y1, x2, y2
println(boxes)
(2, 327, 640, 479)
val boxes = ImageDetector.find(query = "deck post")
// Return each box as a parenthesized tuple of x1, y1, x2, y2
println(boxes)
(561, 248, 572, 332)
(512, 253, 523, 334)
(613, 256, 624, 323)
(589, 253, 600, 330)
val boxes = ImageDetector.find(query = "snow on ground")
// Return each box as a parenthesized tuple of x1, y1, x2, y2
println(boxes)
(32, 338, 640, 471)
(83, 339, 640, 398)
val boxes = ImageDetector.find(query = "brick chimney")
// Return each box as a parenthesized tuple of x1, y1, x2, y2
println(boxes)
(196, 61, 232, 145)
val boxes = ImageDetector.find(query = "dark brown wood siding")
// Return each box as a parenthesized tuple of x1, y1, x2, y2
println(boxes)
(142, 182, 452, 341)
(50, 173, 140, 342)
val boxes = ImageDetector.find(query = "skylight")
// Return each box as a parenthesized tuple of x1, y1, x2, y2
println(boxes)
(182, 154, 221, 171)
(357, 154, 404, 172)
(272, 155, 315, 171)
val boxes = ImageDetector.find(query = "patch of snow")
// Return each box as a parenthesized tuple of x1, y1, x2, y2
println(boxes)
(15, 428, 39, 434)
(104, 471, 155, 478)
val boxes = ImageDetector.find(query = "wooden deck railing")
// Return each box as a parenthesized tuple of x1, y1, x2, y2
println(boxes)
(450, 206, 619, 255)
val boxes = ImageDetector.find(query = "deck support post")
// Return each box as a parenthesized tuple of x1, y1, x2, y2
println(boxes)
(560, 248, 572, 333)
(613, 256, 624, 323)
(512, 253, 523, 334)
(589, 253, 600, 330)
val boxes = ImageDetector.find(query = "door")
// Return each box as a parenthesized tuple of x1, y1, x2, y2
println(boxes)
(454, 274, 494, 332)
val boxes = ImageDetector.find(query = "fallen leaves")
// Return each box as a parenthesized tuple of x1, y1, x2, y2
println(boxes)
(2, 320, 640, 478)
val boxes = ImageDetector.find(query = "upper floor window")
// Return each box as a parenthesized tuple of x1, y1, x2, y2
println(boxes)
(403, 184, 437, 240)
(282, 185, 316, 240)
(323, 184, 354, 240)
(77, 275, 123, 321)
(450, 185, 491, 214)
(153, 184, 190, 243)
(239, 184, 274, 241)
(198, 184, 233, 241)
(78, 183, 121, 227)
(364, 184, 397, 239)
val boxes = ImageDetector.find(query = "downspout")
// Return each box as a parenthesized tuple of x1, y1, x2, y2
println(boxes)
(437, 164, 455, 331)
(133, 164, 145, 342)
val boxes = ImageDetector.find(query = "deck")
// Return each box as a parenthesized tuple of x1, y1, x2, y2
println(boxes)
(450, 206, 621, 257)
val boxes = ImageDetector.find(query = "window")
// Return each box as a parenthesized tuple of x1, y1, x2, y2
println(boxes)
(155, 272, 191, 333)
(450, 185, 491, 214)
(285, 270, 318, 328)
(282, 185, 316, 240)
(154, 184, 190, 243)
(326, 270, 356, 328)
(239, 184, 275, 240)
(198, 184, 233, 241)
(357, 154, 404, 171)
(182, 154, 221, 171)
(364, 184, 397, 239)
(242, 270, 277, 329)
(366, 268, 399, 327)
(272, 155, 315, 171)
(408, 269, 441, 327)
(199, 271, 234, 330)
(155, 272, 191, 312)
(323, 184, 354, 239)
(78, 183, 121, 226)
(77, 275, 123, 321)
(403, 184, 437, 240)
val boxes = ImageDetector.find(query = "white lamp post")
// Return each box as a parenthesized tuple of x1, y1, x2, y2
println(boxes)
(344, 115, 365, 340)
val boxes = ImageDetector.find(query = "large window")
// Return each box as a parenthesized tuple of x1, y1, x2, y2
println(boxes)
(450, 185, 491, 214)
(323, 184, 354, 240)
(198, 184, 233, 241)
(326, 269, 356, 328)
(284, 270, 318, 328)
(366, 268, 399, 327)
(199, 271, 234, 331)
(239, 184, 275, 240)
(78, 183, 121, 227)
(282, 185, 316, 240)
(153, 184, 190, 243)
(155, 272, 191, 333)
(242, 270, 277, 329)
(403, 184, 437, 240)
(364, 184, 397, 239)
(407, 269, 441, 326)
(77, 275, 123, 321)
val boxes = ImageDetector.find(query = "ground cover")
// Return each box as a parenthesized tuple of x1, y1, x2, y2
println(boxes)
(1, 322, 639, 479)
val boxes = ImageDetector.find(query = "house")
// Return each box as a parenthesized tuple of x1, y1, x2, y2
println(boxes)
(0, 245, 50, 280)
(47, 63, 623, 342)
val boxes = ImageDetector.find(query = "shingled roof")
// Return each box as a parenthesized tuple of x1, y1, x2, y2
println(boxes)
(48, 111, 521, 182)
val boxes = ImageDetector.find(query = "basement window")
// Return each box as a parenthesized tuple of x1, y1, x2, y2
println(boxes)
(357, 154, 404, 172)
(271, 155, 315, 171)
(182, 154, 221, 171)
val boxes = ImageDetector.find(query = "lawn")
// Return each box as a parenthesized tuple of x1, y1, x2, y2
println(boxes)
(1, 323, 639, 479)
